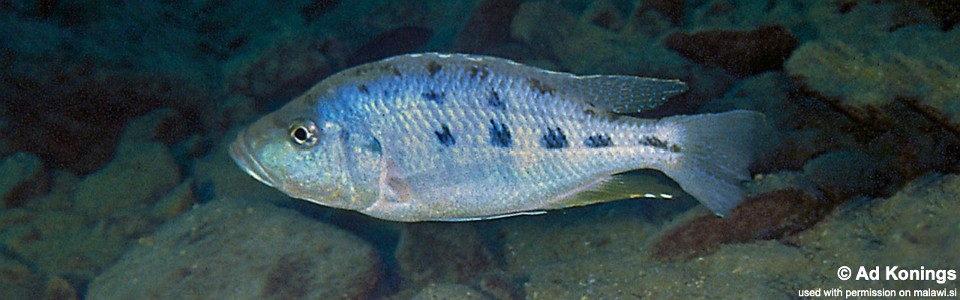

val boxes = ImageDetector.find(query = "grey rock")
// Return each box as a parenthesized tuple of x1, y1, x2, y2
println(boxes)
(88, 198, 381, 300)
(411, 283, 489, 300)
(73, 110, 182, 219)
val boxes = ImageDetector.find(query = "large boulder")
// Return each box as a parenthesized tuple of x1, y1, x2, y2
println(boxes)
(87, 198, 381, 300)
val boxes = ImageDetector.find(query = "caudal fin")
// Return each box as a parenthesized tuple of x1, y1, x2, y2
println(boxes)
(658, 110, 766, 216)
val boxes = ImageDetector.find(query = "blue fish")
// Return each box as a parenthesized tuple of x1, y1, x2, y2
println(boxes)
(230, 53, 764, 221)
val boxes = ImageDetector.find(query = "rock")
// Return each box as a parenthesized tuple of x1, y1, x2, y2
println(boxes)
(786, 173, 960, 291)
(454, 0, 522, 53)
(23, 170, 79, 211)
(745, 171, 821, 199)
(300, 0, 341, 23)
(511, 1, 737, 114)
(802, 151, 886, 200)
(0, 7, 212, 174)
(500, 202, 673, 276)
(395, 223, 494, 288)
(0, 255, 43, 300)
(87, 198, 381, 300)
(349, 26, 434, 66)
(410, 283, 488, 300)
(224, 29, 339, 105)
(521, 241, 801, 299)
(0, 249, 81, 300)
(664, 26, 798, 76)
(511, 1, 641, 74)
(635, 0, 685, 25)
(0, 152, 46, 208)
(72, 110, 182, 219)
(649, 189, 825, 261)
(1, 208, 125, 283)
(43, 275, 78, 300)
(785, 32, 960, 137)
(150, 179, 197, 220)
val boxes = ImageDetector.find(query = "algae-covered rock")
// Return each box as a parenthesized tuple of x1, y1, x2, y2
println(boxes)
(411, 283, 489, 300)
(0, 152, 45, 208)
(87, 198, 381, 300)
(521, 241, 800, 299)
(0, 254, 41, 300)
(395, 223, 495, 287)
(788, 173, 960, 290)
(785, 32, 960, 135)
(150, 178, 197, 220)
(72, 110, 183, 219)
(510, 1, 738, 113)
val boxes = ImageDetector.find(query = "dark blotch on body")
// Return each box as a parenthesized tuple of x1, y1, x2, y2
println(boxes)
(639, 136, 680, 152)
(527, 78, 555, 95)
(488, 90, 504, 109)
(422, 91, 445, 104)
(469, 64, 490, 80)
(434, 124, 456, 147)
(541, 127, 568, 149)
(357, 84, 369, 94)
(383, 64, 402, 77)
(488, 119, 512, 148)
(427, 60, 442, 77)
(585, 134, 612, 148)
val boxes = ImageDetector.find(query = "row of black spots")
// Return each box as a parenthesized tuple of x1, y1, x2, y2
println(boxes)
(350, 62, 402, 77)
(422, 90, 445, 104)
(434, 124, 456, 147)
(639, 136, 681, 152)
(584, 134, 612, 148)
(488, 90, 504, 109)
(488, 119, 513, 148)
(541, 127, 568, 149)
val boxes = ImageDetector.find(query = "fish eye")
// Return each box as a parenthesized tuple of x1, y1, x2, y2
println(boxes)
(289, 118, 318, 147)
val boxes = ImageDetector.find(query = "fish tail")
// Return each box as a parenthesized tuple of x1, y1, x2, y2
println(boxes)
(656, 110, 766, 216)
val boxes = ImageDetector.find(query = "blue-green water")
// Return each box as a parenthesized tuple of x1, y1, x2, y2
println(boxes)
(2, 0, 959, 299)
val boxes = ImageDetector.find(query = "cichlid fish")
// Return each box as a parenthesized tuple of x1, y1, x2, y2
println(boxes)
(229, 53, 764, 222)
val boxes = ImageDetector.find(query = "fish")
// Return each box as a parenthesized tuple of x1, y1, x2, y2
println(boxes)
(229, 53, 765, 222)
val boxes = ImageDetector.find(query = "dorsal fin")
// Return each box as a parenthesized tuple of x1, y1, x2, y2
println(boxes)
(376, 53, 688, 113)
(564, 75, 687, 113)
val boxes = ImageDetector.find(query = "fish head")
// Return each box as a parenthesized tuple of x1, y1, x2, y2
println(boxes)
(229, 102, 365, 210)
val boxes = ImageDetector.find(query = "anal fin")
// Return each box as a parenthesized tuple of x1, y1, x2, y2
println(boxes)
(429, 210, 547, 222)
(548, 170, 686, 209)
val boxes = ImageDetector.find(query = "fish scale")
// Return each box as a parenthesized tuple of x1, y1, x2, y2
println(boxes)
(230, 53, 765, 221)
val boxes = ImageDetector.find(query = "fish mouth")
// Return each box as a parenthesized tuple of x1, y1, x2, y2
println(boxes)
(229, 131, 278, 188)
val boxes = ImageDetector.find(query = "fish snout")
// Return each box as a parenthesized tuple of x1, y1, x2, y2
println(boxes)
(229, 131, 279, 188)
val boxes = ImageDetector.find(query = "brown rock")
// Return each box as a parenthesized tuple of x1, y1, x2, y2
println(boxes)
(664, 25, 798, 76)
(455, 0, 522, 53)
(650, 189, 826, 261)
